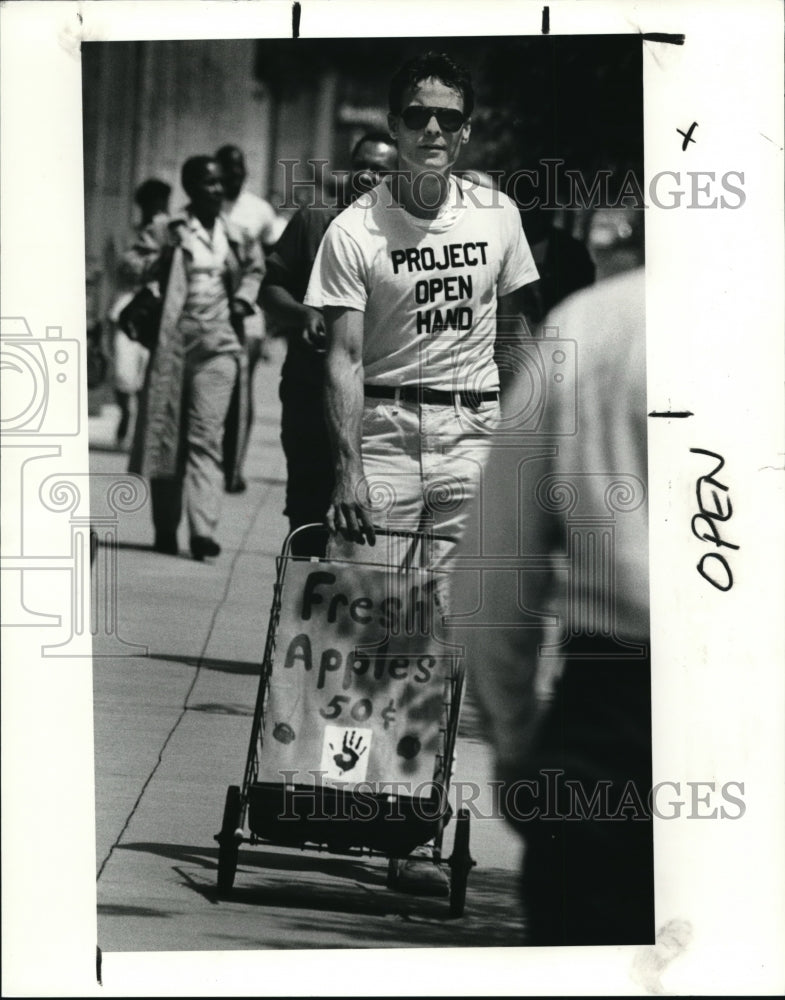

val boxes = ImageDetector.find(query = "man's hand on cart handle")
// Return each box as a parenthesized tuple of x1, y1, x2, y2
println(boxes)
(301, 307, 327, 353)
(325, 475, 377, 545)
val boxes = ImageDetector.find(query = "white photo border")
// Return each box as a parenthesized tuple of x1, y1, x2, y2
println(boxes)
(1, 0, 783, 995)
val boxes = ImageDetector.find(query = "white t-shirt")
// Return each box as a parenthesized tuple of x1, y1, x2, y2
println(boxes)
(222, 189, 278, 339)
(304, 176, 539, 390)
(222, 189, 278, 247)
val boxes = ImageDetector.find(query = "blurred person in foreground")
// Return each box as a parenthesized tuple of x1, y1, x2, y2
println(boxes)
(259, 131, 398, 556)
(451, 220, 652, 944)
(122, 154, 263, 560)
(109, 178, 171, 448)
(304, 51, 539, 584)
(215, 143, 280, 492)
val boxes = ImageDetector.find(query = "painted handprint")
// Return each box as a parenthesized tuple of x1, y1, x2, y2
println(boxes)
(330, 729, 367, 773)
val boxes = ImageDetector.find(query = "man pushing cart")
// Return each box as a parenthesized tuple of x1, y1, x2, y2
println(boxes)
(305, 50, 538, 574)
(215, 50, 539, 916)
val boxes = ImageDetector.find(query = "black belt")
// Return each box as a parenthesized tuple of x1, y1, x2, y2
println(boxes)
(364, 385, 498, 406)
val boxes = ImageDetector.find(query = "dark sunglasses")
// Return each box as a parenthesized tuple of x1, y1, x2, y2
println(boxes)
(400, 105, 466, 132)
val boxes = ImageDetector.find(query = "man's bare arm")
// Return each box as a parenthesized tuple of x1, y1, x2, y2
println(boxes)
(323, 305, 375, 545)
(259, 285, 326, 349)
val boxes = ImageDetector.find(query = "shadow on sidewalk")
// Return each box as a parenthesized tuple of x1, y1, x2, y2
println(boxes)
(110, 840, 527, 946)
(95, 539, 164, 555)
(116, 839, 379, 883)
(152, 652, 262, 676)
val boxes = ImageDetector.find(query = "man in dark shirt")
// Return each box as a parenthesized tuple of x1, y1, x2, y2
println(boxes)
(518, 203, 596, 324)
(259, 132, 397, 555)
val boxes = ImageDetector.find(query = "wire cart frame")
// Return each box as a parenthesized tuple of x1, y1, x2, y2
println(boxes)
(214, 524, 475, 917)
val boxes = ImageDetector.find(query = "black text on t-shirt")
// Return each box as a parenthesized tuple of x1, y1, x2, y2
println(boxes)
(390, 241, 489, 335)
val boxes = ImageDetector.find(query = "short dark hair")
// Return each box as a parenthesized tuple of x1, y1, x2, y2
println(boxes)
(388, 52, 474, 117)
(350, 130, 396, 161)
(181, 155, 217, 196)
(214, 144, 245, 165)
(134, 178, 171, 210)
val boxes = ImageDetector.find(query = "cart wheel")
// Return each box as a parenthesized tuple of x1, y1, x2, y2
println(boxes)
(448, 808, 475, 918)
(216, 784, 242, 893)
(386, 857, 404, 889)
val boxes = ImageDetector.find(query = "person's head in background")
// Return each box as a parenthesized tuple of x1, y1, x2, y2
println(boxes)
(346, 130, 397, 200)
(214, 144, 248, 202)
(134, 178, 172, 227)
(586, 205, 645, 281)
(181, 155, 224, 226)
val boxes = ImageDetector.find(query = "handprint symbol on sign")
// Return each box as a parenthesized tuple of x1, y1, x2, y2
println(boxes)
(330, 729, 367, 773)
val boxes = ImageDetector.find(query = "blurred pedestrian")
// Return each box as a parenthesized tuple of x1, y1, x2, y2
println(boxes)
(122, 155, 263, 560)
(109, 178, 171, 448)
(259, 131, 397, 556)
(215, 143, 280, 492)
(451, 253, 653, 944)
(215, 144, 279, 253)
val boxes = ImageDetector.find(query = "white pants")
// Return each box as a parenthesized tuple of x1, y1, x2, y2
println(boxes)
(329, 395, 500, 589)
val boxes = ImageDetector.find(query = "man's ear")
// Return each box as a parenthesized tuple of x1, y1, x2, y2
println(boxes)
(461, 119, 472, 145)
(387, 112, 399, 138)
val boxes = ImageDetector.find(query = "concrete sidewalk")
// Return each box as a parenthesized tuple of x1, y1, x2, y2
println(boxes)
(89, 337, 291, 867)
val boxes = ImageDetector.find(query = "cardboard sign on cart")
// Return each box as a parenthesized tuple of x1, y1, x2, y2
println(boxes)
(257, 558, 454, 796)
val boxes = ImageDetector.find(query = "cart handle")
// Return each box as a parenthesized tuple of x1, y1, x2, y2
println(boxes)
(282, 522, 457, 558)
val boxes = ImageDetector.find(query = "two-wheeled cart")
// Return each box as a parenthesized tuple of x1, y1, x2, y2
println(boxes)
(214, 525, 475, 917)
